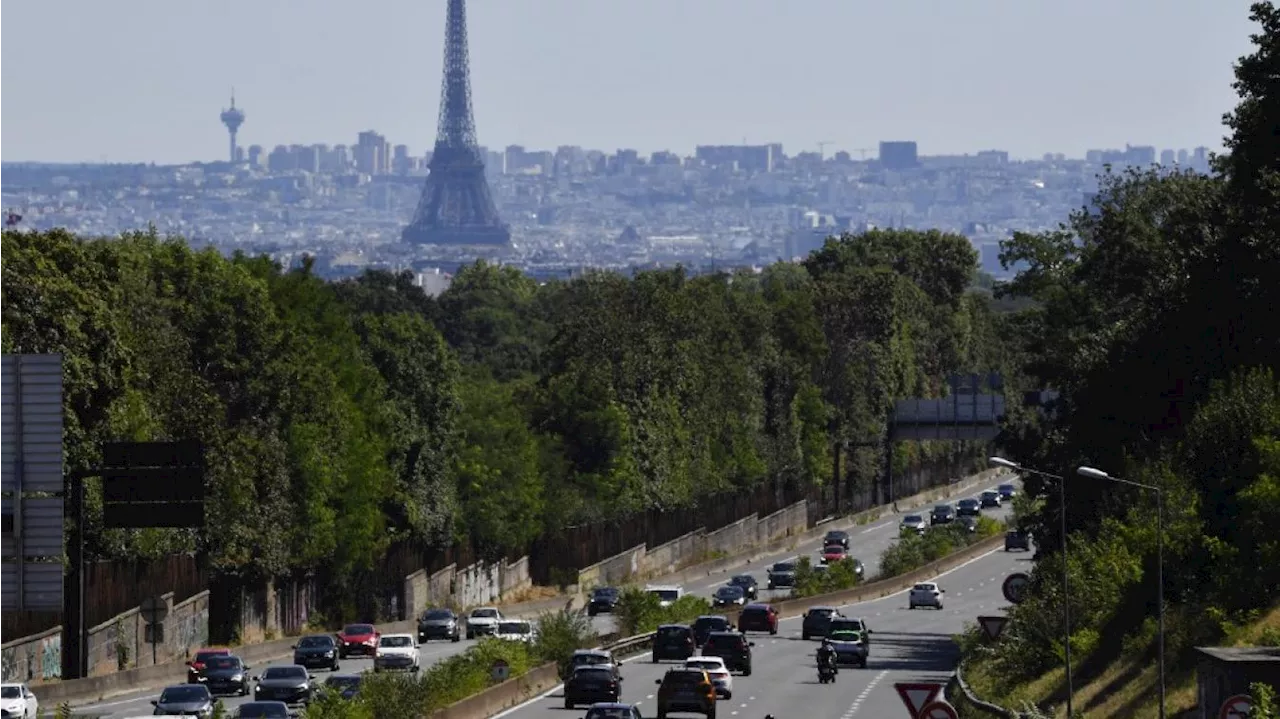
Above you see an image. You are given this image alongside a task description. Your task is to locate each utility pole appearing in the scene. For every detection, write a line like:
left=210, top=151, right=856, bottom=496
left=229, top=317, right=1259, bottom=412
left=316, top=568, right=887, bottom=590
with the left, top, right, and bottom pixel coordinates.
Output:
left=816, top=141, right=832, bottom=159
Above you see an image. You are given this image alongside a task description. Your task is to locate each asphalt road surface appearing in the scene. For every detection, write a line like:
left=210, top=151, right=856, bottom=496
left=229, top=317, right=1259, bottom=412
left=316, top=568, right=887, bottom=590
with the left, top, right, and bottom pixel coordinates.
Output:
left=70, top=475, right=1015, bottom=717
left=494, top=545, right=1032, bottom=719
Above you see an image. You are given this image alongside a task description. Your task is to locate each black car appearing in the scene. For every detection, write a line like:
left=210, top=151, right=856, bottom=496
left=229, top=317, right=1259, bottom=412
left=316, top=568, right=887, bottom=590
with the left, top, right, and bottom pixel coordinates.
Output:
left=588, top=586, right=621, bottom=616
left=700, top=631, right=753, bottom=675
left=801, top=606, right=842, bottom=640
left=930, top=504, right=956, bottom=525
left=958, top=516, right=979, bottom=534
left=998, top=483, right=1017, bottom=500
left=151, top=684, right=214, bottom=717
left=292, top=635, right=340, bottom=671
left=417, top=608, right=462, bottom=642
left=823, top=529, right=850, bottom=549
left=1005, top=530, right=1031, bottom=551
left=980, top=490, right=1002, bottom=508
left=196, top=654, right=251, bottom=696
left=728, top=574, right=758, bottom=600
left=766, top=561, right=796, bottom=589
left=563, top=665, right=621, bottom=709
left=321, top=673, right=362, bottom=700
left=235, top=702, right=290, bottom=718
left=692, top=615, right=734, bottom=646
left=252, top=665, right=314, bottom=706
left=712, top=585, right=747, bottom=609
left=651, top=624, right=696, bottom=662
left=956, top=498, right=982, bottom=517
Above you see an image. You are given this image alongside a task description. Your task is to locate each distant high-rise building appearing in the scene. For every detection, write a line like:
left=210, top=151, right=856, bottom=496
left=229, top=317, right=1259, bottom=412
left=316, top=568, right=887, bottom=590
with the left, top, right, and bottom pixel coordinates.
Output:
left=878, top=141, right=918, bottom=170
left=1177, top=149, right=1190, bottom=165
left=694, top=145, right=773, bottom=172
left=247, top=144, right=264, bottom=169
left=1160, top=149, right=1176, bottom=166
left=355, top=131, right=388, bottom=174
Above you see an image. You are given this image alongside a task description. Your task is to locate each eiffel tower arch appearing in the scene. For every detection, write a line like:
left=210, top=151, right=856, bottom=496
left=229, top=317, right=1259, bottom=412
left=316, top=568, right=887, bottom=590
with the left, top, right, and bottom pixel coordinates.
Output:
left=402, top=0, right=510, bottom=247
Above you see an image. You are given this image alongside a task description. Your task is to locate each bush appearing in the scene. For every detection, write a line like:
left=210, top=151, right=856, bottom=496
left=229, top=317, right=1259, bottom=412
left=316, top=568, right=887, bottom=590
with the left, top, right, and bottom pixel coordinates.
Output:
left=792, top=556, right=864, bottom=598
left=877, top=516, right=1004, bottom=580
left=531, top=603, right=599, bottom=678
left=612, top=587, right=713, bottom=636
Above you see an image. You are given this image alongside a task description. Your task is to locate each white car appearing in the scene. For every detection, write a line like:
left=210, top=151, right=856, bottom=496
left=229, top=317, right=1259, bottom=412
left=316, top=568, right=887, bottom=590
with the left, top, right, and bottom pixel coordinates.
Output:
left=908, top=582, right=945, bottom=609
left=466, top=607, right=503, bottom=638
left=0, top=683, right=38, bottom=718
left=899, top=515, right=927, bottom=535
left=684, top=656, right=733, bottom=698
left=645, top=585, right=683, bottom=608
left=373, top=633, right=420, bottom=672
left=496, top=620, right=536, bottom=643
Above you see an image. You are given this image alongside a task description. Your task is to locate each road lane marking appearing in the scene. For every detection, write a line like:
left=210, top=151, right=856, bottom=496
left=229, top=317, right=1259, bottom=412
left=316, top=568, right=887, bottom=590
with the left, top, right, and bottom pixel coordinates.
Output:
left=841, top=669, right=889, bottom=717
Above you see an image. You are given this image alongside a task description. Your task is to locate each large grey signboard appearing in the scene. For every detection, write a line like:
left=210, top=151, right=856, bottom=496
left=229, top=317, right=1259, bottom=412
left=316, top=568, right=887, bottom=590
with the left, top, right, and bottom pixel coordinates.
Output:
left=1, top=354, right=66, bottom=611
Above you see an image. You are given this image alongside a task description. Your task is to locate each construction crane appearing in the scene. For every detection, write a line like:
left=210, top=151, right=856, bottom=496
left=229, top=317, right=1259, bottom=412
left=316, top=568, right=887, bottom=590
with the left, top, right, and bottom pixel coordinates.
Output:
left=816, top=140, right=833, bottom=159
left=851, top=148, right=874, bottom=161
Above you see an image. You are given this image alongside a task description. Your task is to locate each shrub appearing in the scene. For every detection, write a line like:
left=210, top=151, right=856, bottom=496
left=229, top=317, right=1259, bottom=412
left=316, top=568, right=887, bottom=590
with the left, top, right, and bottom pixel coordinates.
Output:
left=792, top=556, right=864, bottom=598
left=612, top=586, right=713, bottom=636
left=531, top=602, right=598, bottom=678
left=877, top=517, right=1005, bottom=580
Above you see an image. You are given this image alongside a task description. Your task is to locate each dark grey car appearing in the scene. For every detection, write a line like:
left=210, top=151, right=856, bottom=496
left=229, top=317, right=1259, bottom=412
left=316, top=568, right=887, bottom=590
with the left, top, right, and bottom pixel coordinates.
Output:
left=252, top=665, right=314, bottom=706
left=417, top=608, right=462, bottom=642
left=236, top=701, right=290, bottom=718
left=151, top=684, right=213, bottom=717
left=766, top=561, right=796, bottom=589
left=197, top=654, right=251, bottom=696
left=292, top=634, right=340, bottom=671
left=801, top=606, right=842, bottom=640
left=321, top=673, right=362, bottom=700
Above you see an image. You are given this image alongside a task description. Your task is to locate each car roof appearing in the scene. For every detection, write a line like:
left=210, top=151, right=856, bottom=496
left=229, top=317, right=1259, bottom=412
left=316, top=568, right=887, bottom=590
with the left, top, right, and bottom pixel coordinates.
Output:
left=573, top=648, right=611, bottom=656
left=685, top=656, right=726, bottom=665
left=471, top=606, right=499, bottom=611
left=825, top=529, right=848, bottom=535
left=705, top=630, right=742, bottom=638
left=645, top=585, right=680, bottom=591
left=341, top=624, right=375, bottom=631
left=742, top=602, right=772, bottom=609
left=695, top=614, right=730, bottom=620
left=657, top=623, right=691, bottom=629
left=195, top=647, right=231, bottom=653
left=327, top=673, right=362, bottom=680
left=809, top=605, right=836, bottom=611
left=380, top=632, right=414, bottom=639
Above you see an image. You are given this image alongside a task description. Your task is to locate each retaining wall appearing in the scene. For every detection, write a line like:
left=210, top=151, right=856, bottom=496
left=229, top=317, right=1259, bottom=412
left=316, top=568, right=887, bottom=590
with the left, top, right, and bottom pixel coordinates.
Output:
left=403, top=555, right=532, bottom=619
left=644, top=530, right=706, bottom=577
left=576, top=544, right=647, bottom=590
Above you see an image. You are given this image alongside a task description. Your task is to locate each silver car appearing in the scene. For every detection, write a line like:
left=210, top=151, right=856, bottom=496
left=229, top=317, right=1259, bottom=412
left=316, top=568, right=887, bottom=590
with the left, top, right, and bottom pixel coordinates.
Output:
left=151, top=684, right=213, bottom=717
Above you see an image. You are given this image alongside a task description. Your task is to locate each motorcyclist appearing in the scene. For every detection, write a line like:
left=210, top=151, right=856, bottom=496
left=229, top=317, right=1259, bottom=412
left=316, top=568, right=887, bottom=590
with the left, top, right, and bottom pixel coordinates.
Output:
left=817, top=638, right=837, bottom=672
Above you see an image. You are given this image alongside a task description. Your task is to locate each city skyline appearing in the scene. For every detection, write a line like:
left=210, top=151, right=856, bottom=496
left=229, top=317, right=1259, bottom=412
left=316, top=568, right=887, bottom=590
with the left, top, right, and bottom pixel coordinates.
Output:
left=1, top=0, right=1254, bottom=165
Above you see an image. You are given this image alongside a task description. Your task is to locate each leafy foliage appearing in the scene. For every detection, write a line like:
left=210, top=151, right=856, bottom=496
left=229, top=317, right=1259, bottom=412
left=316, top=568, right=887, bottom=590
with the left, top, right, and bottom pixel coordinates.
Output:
left=791, top=555, right=865, bottom=598
left=877, top=517, right=1003, bottom=580
left=612, top=587, right=714, bottom=637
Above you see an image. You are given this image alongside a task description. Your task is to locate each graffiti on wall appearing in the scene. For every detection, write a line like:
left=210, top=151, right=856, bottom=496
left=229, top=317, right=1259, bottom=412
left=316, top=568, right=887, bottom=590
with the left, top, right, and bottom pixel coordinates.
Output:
left=2, top=633, right=62, bottom=682
left=40, top=634, right=61, bottom=680
left=173, top=609, right=207, bottom=656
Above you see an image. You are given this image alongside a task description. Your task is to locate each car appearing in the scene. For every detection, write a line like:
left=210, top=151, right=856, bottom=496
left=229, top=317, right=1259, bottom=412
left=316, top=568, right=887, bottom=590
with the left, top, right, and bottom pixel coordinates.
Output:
left=700, top=631, right=753, bottom=676
left=0, top=683, right=38, bottom=718
left=496, top=620, right=536, bottom=643
left=820, top=543, right=848, bottom=564
left=692, top=615, right=735, bottom=646
left=569, top=649, right=621, bottom=680
left=1005, top=529, right=1031, bottom=551
left=998, top=483, right=1017, bottom=500
left=766, top=561, right=796, bottom=589
left=828, top=617, right=872, bottom=653
left=846, top=557, right=866, bottom=579
left=980, top=490, right=1002, bottom=508
left=466, top=607, right=503, bottom=638
left=823, top=529, right=851, bottom=549
left=580, top=702, right=644, bottom=719
left=899, top=514, right=927, bottom=535
left=186, top=648, right=231, bottom=684
left=320, top=673, right=362, bottom=700
left=956, top=498, right=982, bottom=517
left=727, top=574, right=759, bottom=600
left=801, top=606, right=842, bottom=640
left=684, top=656, right=734, bottom=698
left=563, top=665, right=621, bottom=709
left=335, top=623, right=379, bottom=658
left=150, top=684, right=214, bottom=717
left=712, top=585, right=747, bottom=608
left=292, top=634, right=340, bottom=671
left=588, top=587, right=621, bottom=616
left=930, top=504, right=956, bottom=525
left=652, top=624, right=697, bottom=662
left=234, top=701, right=289, bottom=718
left=252, top=664, right=315, bottom=706
left=373, top=633, right=420, bottom=672
left=957, top=515, right=979, bottom=534
left=826, top=628, right=868, bottom=668
left=418, top=608, right=462, bottom=642
left=908, top=582, right=945, bottom=610
left=195, top=654, right=251, bottom=696
left=645, top=585, right=683, bottom=607
left=654, top=668, right=717, bottom=719
left=736, top=603, right=779, bottom=635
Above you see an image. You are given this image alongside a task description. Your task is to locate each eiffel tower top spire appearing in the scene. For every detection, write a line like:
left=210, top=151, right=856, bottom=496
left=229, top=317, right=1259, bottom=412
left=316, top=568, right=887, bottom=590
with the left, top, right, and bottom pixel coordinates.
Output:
left=436, top=0, right=479, bottom=153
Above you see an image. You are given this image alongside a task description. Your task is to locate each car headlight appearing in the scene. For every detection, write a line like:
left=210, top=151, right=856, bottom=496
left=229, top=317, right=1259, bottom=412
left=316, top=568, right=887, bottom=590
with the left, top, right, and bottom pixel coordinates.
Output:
left=231, top=673, right=243, bottom=681
left=324, top=650, right=334, bottom=657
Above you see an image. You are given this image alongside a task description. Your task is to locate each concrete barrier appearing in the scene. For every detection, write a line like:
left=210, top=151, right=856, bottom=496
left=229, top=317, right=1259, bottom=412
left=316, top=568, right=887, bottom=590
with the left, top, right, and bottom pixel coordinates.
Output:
left=429, top=662, right=561, bottom=719
left=577, top=544, right=646, bottom=590
left=404, top=556, right=532, bottom=621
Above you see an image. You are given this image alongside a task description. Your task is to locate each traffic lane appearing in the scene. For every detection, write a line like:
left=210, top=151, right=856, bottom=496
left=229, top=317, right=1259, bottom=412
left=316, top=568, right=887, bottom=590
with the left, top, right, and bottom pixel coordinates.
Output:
left=502, top=546, right=1029, bottom=719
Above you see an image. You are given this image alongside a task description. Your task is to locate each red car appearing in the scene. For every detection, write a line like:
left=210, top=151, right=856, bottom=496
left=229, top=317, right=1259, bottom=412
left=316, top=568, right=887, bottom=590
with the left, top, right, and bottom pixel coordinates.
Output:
left=186, top=647, right=232, bottom=683
left=336, top=623, right=380, bottom=658
left=736, top=603, right=779, bottom=635
left=821, top=544, right=848, bottom=564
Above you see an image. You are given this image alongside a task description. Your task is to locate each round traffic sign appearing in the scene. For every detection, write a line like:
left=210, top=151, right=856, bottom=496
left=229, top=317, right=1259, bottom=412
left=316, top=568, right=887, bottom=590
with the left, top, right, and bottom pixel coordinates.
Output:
left=1219, top=694, right=1253, bottom=719
left=1002, top=572, right=1030, bottom=604
left=490, top=658, right=510, bottom=682
left=919, top=699, right=959, bottom=719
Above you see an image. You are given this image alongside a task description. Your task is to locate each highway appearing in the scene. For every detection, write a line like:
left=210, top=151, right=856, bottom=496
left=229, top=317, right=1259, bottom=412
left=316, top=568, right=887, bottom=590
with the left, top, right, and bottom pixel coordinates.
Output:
left=69, top=474, right=1014, bottom=717
left=495, top=546, right=1031, bottom=719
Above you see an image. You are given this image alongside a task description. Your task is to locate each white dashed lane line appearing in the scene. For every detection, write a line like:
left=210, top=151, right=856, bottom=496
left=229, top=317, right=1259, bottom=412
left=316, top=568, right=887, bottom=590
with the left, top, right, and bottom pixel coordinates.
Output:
left=842, top=669, right=889, bottom=717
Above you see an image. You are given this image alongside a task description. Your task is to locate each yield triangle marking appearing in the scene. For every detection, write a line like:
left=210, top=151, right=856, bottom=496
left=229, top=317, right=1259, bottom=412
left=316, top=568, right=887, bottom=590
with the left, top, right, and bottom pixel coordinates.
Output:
left=920, top=700, right=960, bottom=719
left=895, top=682, right=943, bottom=717
left=977, top=615, right=1008, bottom=641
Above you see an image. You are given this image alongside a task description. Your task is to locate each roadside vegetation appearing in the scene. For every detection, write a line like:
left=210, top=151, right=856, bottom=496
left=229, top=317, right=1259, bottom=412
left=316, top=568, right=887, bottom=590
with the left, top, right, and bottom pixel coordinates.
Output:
left=612, top=587, right=714, bottom=636
left=951, top=4, right=1280, bottom=716
left=790, top=555, right=865, bottom=598
left=878, top=517, right=1003, bottom=580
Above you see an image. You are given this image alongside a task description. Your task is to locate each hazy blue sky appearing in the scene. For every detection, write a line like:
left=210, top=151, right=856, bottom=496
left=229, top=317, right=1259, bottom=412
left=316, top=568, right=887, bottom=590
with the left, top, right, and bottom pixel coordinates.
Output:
left=1, top=0, right=1258, bottom=164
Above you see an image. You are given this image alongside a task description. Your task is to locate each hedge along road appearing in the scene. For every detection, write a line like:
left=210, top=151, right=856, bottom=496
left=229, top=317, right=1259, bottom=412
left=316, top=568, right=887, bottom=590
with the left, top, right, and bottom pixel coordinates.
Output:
left=68, top=471, right=1015, bottom=717
left=497, top=545, right=1030, bottom=719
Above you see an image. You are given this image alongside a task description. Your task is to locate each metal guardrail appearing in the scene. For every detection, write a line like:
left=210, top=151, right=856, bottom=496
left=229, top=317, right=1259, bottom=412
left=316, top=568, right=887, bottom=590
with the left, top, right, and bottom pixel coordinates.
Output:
left=950, top=660, right=1017, bottom=718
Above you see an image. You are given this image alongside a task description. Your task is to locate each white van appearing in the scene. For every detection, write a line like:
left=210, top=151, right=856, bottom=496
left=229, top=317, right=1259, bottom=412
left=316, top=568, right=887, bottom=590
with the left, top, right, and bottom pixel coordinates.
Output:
left=645, top=585, right=684, bottom=607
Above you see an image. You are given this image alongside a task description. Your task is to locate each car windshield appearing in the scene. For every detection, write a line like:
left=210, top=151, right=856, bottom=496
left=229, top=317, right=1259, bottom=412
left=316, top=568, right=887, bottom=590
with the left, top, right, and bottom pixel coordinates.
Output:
left=498, top=622, right=530, bottom=634
left=325, top=676, right=361, bottom=687
left=649, top=589, right=679, bottom=601
left=1, top=687, right=20, bottom=699
left=471, top=608, right=499, bottom=618
left=715, top=586, right=743, bottom=597
left=983, top=491, right=997, bottom=497
left=593, top=588, right=618, bottom=598
left=160, top=686, right=210, bottom=702
left=960, top=499, right=977, bottom=505
left=299, top=636, right=332, bottom=648
left=238, top=705, right=288, bottom=718
left=904, top=515, right=922, bottom=523
left=195, top=651, right=226, bottom=663
left=573, top=667, right=613, bottom=680
left=823, top=544, right=844, bottom=552
left=424, top=609, right=453, bottom=620
left=934, top=505, right=951, bottom=512
left=730, top=575, right=753, bottom=586
left=205, top=656, right=240, bottom=670
left=999, top=484, right=1014, bottom=491
left=262, top=667, right=306, bottom=680
left=829, top=630, right=861, bottom=642
left=342, top=624, right=374, bottom=635
left=825, top=531, right=846, bottom=539
left=380, top=636, right=413, bottom=647
left=772, top=562, right=794, bottom=572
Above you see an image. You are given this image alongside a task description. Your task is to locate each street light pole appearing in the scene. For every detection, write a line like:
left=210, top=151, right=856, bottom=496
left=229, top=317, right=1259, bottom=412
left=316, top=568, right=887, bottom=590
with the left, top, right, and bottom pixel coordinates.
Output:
left=988, top=456, right=1072, bottom=718
left=1077, top=466, right=1165, bottom=719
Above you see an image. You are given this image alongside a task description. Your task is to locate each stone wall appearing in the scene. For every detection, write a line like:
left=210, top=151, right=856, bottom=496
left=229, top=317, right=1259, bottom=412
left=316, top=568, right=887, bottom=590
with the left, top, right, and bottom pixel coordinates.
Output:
left=644, top=530, right=706, bottom=578
left=575, top=544, right=647, bottom=590
left=402, top=556, right=532, bottom=620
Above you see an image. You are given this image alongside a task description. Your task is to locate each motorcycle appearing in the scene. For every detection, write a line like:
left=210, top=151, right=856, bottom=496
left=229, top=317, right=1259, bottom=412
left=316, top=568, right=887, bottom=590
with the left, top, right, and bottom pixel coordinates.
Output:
left=817, top=660, right=837, bottom=684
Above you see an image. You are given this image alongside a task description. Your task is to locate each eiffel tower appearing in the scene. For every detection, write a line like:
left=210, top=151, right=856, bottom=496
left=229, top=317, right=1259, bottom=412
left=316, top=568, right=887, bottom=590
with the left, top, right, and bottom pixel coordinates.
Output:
left=402, top=0, right=510, bottom=246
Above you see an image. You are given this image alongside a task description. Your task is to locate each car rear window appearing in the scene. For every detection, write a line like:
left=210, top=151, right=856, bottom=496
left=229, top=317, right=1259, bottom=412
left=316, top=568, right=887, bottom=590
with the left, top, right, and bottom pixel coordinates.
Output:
left=572, top=652, right=609, bottom=666
left=740, top=607, right=766, bottom=617
left=658, top=626, right=690, bottom=637
left=914, top=583, right=934, bottom=591
left=664, top=671, right=704, bottom=686
left=704, top=634, right=746, bottom=649
left=573, top=667, right=613, bottom=680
